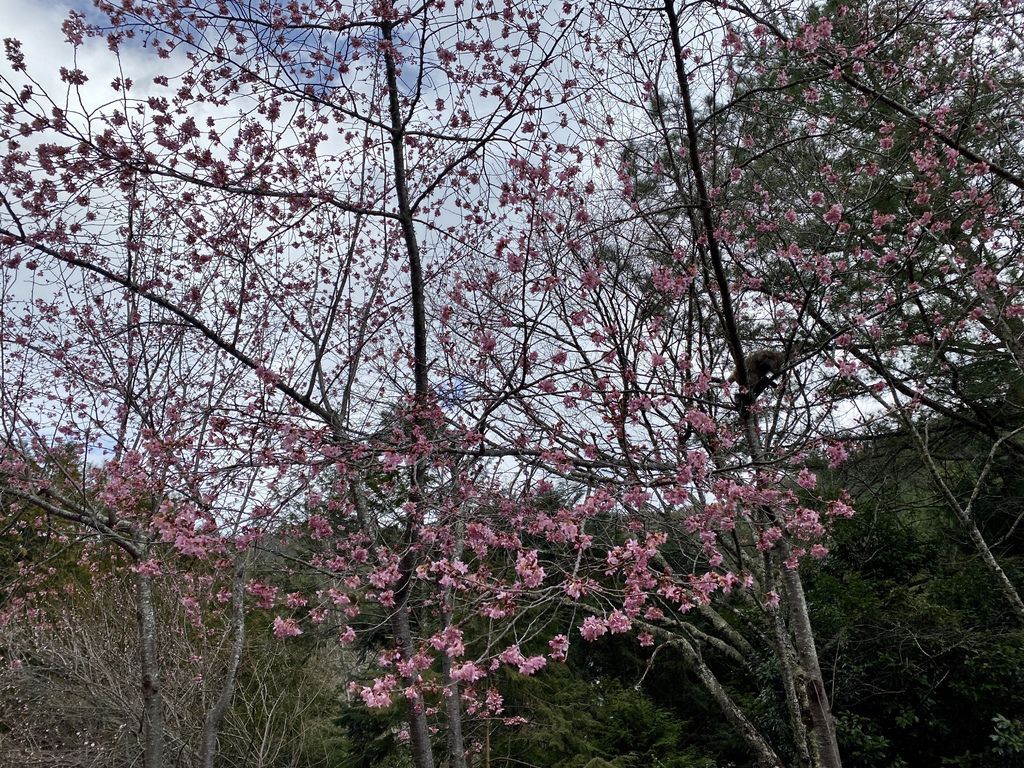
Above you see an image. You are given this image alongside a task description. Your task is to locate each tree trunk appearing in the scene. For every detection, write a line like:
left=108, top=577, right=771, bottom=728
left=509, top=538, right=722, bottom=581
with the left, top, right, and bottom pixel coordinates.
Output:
left=200, top=556, right=247, bottom=768
left=382, top=19, right=438, bottom=768
left=442, top=502, right=468, bottom=768
left=393, top=600, right=436, bottom=768
left=778, top=551, right=842, bottom=768
left=135, top=569, right=164, bottom=768
left=766, top=555, right=812, bottom=767
left=742, top=417, right=842, bottom=768
left=441, top=652, right=468, bottom=768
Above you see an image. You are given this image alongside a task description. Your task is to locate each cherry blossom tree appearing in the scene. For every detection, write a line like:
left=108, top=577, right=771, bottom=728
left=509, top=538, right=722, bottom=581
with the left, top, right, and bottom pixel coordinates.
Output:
left=1, top=1, right=605, bottom=765
left=3, top=1, right=1024, bottom=767
left=707, top=0, right=1024, bottom=626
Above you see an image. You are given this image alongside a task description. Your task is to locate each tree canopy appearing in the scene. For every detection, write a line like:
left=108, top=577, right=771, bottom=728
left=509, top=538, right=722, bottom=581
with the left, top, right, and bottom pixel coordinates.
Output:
left=1, top=0, right=1023, bottom=766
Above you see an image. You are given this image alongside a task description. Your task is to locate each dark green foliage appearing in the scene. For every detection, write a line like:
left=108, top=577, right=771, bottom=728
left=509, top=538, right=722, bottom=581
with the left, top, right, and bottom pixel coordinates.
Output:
left=335, top=703, right=410, bottom=768
left=471, top=662, right=730, bottom=768
left=804, top=438, right=1024, bottom=768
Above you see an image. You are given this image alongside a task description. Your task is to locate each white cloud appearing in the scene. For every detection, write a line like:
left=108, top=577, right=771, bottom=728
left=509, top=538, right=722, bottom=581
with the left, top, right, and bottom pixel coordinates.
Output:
left=2, top=0, right=187, bottom=121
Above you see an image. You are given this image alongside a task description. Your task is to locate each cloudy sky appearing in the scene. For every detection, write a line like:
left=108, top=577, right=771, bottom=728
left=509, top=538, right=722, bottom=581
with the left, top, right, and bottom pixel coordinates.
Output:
left=3, top=0, right=174, bottom=114
left=6, top=0, right=86, bottom=78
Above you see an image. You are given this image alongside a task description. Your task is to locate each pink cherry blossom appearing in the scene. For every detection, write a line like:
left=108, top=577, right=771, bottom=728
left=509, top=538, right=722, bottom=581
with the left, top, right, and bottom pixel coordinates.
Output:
left=272, top=617, right=303, bottom=639
left=579, top=616, right=608, bottom=642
